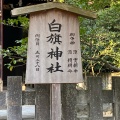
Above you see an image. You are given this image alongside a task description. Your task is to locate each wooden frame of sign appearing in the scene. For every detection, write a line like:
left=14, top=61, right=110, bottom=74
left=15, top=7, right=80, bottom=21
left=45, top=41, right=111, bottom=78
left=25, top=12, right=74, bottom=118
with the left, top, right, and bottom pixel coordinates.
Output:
left=11, top=2, right=96, bottom=120
left=12, top=2, right=96, bottom=84
left=26, top=9, right=83, bottom=84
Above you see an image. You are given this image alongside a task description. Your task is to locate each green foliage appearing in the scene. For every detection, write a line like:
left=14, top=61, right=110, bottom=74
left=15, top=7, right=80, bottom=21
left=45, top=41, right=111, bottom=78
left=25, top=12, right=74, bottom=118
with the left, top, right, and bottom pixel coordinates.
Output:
left=1, top=37, right=28, bottom=71
left=65, top=0, right=120, bottom=12
left=65, top=0, right=115, bottom=10
left=2, top=16, right=29, bottom=29
left=1, top=1, right=120, bottom=74
left=0, top=16, right=29, bottom=71
left=80, top=3, right=120, bottom=74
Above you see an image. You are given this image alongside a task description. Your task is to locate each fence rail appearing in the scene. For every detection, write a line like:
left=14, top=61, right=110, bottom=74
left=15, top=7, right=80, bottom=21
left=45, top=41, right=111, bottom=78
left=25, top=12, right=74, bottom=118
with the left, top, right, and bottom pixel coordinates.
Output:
left=0, top=76, right=120, bottom=120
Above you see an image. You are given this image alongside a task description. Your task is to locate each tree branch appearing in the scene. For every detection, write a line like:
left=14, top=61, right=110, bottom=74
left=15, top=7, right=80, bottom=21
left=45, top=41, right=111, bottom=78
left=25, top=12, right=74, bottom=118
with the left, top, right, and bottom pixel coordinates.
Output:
left=80, top=40, right=91, bottom=46
left=82, top=55, right=120, bottom=72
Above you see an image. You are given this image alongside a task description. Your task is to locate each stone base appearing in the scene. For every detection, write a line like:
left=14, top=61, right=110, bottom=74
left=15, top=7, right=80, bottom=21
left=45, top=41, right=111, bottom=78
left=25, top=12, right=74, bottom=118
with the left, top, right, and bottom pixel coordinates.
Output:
left=0, top=118, right=35, bottom=120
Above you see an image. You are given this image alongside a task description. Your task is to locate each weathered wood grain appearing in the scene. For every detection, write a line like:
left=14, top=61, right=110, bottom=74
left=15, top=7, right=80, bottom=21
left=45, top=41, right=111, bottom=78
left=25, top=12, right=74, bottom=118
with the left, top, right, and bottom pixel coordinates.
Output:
left=26, top=9, right=83, bottom=83
left=11, top=2, right=97, bottom=19
left=0, top=0, right=3, bottom=80
left=51, top=84, right=61, bottom=120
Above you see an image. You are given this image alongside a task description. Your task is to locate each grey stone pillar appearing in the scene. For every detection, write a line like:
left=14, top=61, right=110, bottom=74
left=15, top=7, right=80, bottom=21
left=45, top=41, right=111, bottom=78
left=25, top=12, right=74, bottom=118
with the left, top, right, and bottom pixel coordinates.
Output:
left=113, top=76, right=120, bottom=120
left=88, top=76, right=103, bottom=120
left=7, top=76, right=22, bottom=120
left=35, top=84, right=50, bottom=120
left=62, top=84, right=77, bottom=120
left=0, top=91, right=6, bottom=110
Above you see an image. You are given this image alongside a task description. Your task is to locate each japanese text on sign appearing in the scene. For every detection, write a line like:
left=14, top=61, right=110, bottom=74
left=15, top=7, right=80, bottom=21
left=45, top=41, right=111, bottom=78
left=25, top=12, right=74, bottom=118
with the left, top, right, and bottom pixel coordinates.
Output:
left=67, top=33, right=78, bottom=73
left=35, top=34, right=40, bottom=71
left=46, top=19, right=63, bottom=73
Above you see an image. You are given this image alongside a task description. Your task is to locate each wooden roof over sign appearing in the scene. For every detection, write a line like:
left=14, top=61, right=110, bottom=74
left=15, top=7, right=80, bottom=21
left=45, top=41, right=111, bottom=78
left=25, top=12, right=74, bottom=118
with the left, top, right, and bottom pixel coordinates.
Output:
left=11, top=2, right=97, bottom=19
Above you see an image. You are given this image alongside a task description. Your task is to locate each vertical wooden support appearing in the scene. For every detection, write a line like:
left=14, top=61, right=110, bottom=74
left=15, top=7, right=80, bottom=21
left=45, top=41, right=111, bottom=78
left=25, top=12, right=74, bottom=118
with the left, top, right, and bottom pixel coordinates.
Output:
left=62, top=84, right=77, bottom=120
left=7, top=76, right=22, bottom=120
left=112, top=76, right=120, bottom=120
left=0, top=79, right=3, bottom=91
left=51, top=84, right=61, bottom=120
left=88, top=76, right=103, bottom=120
left=35, top=84, right=50, bottom=120
left=0, top=0, right=3, bottom=81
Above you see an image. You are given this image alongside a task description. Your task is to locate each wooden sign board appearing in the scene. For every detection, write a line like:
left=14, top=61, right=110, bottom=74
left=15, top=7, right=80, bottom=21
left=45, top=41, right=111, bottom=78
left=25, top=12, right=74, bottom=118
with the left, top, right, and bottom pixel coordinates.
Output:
left=25, top=9, right=83, bottom=84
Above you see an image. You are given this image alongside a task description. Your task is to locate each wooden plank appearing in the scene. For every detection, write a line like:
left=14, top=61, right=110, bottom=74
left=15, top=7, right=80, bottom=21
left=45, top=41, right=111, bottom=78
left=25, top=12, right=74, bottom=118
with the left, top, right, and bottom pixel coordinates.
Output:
left=112, top=76, right=120, bottom=120
left=11, top=2, right=97, bottom=19
left=0, top=0, right=3, bottom=10
left=0, top=78, right=3, bottom=91
left=51, top=84, right=61, bottom=120
left=7, top=76, right=22, bottom=120
left=35, top=84, right=50, bottom=120
left=88, top=76, right=103, bottom=120
left=0, top=0, right=3, bottom=81
left=26, top=9, right=83, bottom=84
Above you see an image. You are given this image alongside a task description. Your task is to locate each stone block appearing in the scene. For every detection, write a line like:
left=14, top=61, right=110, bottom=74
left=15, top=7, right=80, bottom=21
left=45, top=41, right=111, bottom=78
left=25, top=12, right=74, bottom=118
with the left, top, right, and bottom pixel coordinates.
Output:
left=22, top=91, right=35, bottom=105
left=0, top=91, right=7, bottom=109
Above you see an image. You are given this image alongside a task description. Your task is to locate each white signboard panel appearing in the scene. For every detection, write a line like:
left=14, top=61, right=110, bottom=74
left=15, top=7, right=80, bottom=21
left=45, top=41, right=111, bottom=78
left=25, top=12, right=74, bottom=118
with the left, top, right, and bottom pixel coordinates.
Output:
left=25, top=9, right=83, bottom=83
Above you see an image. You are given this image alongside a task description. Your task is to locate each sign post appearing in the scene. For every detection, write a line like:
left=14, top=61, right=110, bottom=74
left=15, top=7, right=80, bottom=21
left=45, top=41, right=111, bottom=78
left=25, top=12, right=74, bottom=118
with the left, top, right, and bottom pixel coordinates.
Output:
left=12, top=2, right=96, bottom=120
left=51, top=84, right=61, bottom=120
left=25, top=9, right=84, bottom=84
